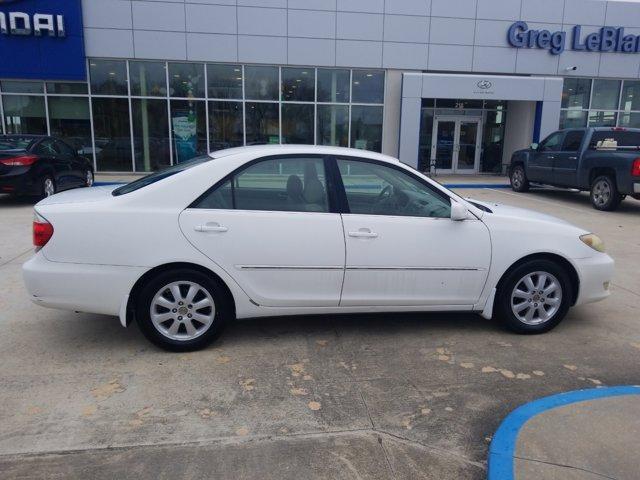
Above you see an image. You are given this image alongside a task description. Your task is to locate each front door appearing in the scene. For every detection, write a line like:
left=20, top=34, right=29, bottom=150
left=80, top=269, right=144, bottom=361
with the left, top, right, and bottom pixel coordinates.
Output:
left=336, top=157, right=491, bottom=307
left=430, top=117, right=482, bottom=174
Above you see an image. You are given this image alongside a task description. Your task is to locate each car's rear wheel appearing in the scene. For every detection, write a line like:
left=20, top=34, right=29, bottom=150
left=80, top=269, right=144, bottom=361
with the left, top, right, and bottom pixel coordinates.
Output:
left=510, top=165, right=529, bottom=192
left=495, top=259, right=571, bottom=334
left=590, top=175, right=622, bottom=211
left=85, top=169, right=94, bottom=187
left=41, top=175, right=56, bottom=198
left=136, top=269, right=230, bottom=351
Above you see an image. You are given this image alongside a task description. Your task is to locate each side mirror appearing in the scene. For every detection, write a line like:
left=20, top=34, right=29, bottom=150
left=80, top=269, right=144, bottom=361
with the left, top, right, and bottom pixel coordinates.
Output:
left=450, top=201, right=469, bottom=221
left=530, top=143, right=539, bottom=151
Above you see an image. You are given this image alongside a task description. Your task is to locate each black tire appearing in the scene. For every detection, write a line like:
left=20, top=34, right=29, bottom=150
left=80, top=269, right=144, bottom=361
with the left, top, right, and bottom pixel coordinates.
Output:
left=590, top=175, right=623, bottom=211
left=510, top=164, right=529, bottom=192
left=40, top=175, right=56, bottom=198
left=136, top=269, right=231, bottom=351
left=495, top=259, right=572, bottom=334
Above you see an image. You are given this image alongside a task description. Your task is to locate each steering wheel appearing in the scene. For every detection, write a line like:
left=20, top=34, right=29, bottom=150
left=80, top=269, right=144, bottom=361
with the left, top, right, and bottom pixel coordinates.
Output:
left=376, top=185, right=393, bottom=202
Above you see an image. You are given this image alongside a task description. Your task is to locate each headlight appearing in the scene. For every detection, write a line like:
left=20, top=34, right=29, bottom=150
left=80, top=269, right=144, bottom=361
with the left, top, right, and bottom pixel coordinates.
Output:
left=580, top=233, right=606, bottom=253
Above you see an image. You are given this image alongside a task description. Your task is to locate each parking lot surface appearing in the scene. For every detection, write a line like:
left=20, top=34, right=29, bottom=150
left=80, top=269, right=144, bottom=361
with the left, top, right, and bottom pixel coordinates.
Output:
left=0, top=188, right=639, bottom=479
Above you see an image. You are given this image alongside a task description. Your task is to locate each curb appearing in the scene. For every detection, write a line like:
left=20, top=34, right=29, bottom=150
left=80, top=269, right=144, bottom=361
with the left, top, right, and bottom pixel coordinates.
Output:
left=488, top=385, right=640, bottom=480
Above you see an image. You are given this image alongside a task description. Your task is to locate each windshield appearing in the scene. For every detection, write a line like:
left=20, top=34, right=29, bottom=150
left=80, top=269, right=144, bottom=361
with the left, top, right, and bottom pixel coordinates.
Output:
left=112, top=155, right=211, bottom=196
left=0, top=136, right=35, bottom=151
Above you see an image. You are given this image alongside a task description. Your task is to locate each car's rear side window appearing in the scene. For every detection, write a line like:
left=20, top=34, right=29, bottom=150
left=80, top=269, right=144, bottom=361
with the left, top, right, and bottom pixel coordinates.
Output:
left=561, top=131, right=584, bottom=152
left=192, top=156, right=329, bottom=213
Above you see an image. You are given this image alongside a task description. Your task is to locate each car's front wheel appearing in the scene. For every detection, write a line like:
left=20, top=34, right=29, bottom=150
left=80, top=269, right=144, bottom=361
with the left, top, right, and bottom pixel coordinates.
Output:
left=510, top=165, right=529, bottom=192
left=495, top=259, right=571, bottom=334
left=136, top=269, right=230, bottom=351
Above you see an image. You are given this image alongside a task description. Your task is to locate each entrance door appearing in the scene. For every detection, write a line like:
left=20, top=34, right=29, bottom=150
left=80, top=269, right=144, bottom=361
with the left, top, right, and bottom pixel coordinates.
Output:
left=430, top=117, right=482, bottom=174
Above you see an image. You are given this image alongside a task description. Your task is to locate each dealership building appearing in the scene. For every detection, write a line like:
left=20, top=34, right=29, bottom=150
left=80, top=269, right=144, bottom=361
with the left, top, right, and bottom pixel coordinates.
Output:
left=1, top=0, right=640, bottom=175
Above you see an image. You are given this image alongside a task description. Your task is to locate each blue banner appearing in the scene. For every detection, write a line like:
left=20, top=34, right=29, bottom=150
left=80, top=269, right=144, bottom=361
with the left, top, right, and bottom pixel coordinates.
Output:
left=0, top=0, right=86, bottom=80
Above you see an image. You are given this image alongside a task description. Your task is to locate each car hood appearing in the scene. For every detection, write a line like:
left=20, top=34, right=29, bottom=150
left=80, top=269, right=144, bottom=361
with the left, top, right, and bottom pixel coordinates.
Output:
left=467, top=198, right=577, bottom=228
left=36, top=185, right=119, bottom=206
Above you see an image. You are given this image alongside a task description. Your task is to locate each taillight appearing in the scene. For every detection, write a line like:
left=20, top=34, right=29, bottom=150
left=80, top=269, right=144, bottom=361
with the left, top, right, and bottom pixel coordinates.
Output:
left=0, top=155, right=38, bottom=166
left=632, top=158, right=640, bottom=177
left=33, top=212, right=53, bottom=249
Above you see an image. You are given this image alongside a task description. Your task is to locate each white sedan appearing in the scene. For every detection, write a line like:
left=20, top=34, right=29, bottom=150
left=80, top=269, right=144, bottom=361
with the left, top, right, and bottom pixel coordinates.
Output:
left=23, top=146, right=614, bottom=351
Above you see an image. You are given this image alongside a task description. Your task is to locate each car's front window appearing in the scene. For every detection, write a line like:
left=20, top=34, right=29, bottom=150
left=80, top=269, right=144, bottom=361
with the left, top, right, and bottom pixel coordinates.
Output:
left=337, top=159, right=451, bottom=218
left=112, top=155, right=210, bottom=196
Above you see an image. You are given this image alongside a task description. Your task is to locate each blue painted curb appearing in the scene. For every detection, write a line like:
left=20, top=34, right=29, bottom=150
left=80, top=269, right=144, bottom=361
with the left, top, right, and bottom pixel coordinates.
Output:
left=488, top=385, right=640, bottom=480
left=93, top=181, right=511, bottom=189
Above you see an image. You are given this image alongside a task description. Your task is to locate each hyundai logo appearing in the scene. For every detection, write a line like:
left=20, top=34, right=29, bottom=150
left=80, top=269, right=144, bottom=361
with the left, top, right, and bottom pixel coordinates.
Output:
left=477, top=80, right=492, bottom=89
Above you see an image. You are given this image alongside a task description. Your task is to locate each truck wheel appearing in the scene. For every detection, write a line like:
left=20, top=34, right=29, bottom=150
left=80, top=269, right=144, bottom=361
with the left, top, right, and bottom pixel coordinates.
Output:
left=590, top=175, right=623, bottom=211
left=510, top=165, right=529, bottom=192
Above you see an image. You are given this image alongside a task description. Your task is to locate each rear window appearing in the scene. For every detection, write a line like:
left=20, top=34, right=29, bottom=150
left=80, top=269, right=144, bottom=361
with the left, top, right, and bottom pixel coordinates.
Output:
left=0, top=137, right=35, bottom=151
left=589, top=130, right=640, bottom=148
left=112, top=155, right=211, bottom=196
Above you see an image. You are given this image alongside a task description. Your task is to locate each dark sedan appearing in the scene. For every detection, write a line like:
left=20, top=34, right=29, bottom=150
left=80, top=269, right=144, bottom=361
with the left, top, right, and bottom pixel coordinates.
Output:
left=0, top=135, right=94, bottom=198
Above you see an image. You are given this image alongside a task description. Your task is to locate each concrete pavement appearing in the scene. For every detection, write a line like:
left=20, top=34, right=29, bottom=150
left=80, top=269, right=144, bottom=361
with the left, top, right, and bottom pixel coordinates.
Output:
left=0, top=185, right=639, bottom=479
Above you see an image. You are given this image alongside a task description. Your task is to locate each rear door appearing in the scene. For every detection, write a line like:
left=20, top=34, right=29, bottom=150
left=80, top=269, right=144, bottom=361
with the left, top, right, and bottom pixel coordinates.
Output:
left=179, top=155, right=346, bottom=307
left=553, top=130, right=585, bottom=186
left=54, top=140, right=84, bottom=187
left=528, top=131, right=564, bottom=183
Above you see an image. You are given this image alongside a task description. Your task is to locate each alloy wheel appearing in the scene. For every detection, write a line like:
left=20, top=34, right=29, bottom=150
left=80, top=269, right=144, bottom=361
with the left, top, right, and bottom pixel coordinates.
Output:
left=511, top=168, right=523, bottom=189
left=43, top=178, right=55, bottom=197
left=150, top=281, right=216, bottom=341
left=86, top=170, right=94, bottom=187
left=592, top=179, right=611, bottom=207
left=510, top=271, right=562, bottom=325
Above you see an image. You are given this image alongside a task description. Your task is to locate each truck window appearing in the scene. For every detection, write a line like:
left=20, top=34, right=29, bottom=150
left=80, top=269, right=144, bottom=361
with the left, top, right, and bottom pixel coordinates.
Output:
left=561, top=131, right=584, bottom=152
left=539, top=132, right=563, bottom=152
left=589, top=131, right=640, bottom=148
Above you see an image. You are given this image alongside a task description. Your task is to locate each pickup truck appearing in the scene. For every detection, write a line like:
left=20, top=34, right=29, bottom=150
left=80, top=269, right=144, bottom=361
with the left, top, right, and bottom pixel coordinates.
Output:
left=509, top=127, right=640, bottom=211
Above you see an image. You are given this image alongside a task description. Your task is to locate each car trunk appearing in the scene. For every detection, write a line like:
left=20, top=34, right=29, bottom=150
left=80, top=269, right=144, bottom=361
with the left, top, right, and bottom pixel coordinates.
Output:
left=36, top=185, right=119, bottom=206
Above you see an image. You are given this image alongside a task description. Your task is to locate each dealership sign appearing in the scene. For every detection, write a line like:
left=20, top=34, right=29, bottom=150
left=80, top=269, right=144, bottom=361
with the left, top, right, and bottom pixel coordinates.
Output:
left=508, top=21, right=640, bottom=55
left=0, top=0, right=85, bottom=80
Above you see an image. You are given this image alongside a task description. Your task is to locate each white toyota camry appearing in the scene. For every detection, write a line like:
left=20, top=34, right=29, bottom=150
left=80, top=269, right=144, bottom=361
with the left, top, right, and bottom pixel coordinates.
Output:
left=23, top=145, right=614, bottom=351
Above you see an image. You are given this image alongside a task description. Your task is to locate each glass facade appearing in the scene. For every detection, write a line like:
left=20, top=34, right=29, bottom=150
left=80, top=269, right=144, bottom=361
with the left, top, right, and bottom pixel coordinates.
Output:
left=560, top=78, right=640, bottom=129
left=0, top=61, right=384, bottom=172
left=417, top=99, right=508, bottom=173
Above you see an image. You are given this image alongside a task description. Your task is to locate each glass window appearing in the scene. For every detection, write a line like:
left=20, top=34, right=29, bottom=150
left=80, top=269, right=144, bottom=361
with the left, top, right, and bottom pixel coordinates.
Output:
left=245, top=66, right=279, bottom=100
left=207, top=64, right=243, bottom=99
left=620, top=81, right=640, bottom=112
left=232, top=157, right=328, bottom=212
left=34, top=139, right=57, bottom=156
left=194, top=179, right=233, bottom=209
left=281, top=67, right=315, bottom=102
left=560, top=110, right=588, bottom=129
left=317, top=105, right=348, bottom=147
left=561, top=131, right=584, bottom=152
left=539, top=132, right=563, bottom=152
left=589, top=130, right=640, bottom=148
left=282, top=104, right=314, bottom=144
left=418, top=108, right=434, bottom=172
left=54, top=139, right=76, bottom=158
left=588, top=111, right=617, bottom=127
left=46, top=82, right=88, bottom=95
left=350, top=105, right=382, bottom=152
left=591, top=80, right=621, bottom=110
left=561, top=78, right=591, bottom=109
left=48, top=96, right=92, bottom=155
left=480, top=110, right=507, bottom=173
left=130, top=61, right=167, bottom=97
left=170, top=100, right=207, bottom=163
left=132, top=99, right=170, bottom=172
left=337, top=159, right=450, bottom=218
left=209, top=101, right=243, bottom=151
left=2, top=95, right=47, bottom=134
left=245, top=102, right=279, bottom=145
left=89, top=60, right=128, bottom=95
left=317, top=69, right=350, bottom=103
left=169, top=63, right=205, bottom=98
left=352, top=70, right=384, bottom=104
left=620, top=112, right=640, bottom=128
left=92, top=97, right=132, bottom=171
left=0, top=81, right=44, bottom=94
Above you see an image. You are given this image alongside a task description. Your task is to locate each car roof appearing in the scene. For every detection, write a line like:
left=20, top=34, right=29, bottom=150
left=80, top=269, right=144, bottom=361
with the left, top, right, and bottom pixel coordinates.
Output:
left=209, top=144, right=400, bottom=164
left=0, top=134, right=47, bottom=139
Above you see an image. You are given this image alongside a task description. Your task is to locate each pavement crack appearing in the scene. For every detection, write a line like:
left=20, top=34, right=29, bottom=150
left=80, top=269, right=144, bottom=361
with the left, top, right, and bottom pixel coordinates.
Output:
left=513, top=455, right=617, bottom=479
left=0, top=248, right=32, bottom=268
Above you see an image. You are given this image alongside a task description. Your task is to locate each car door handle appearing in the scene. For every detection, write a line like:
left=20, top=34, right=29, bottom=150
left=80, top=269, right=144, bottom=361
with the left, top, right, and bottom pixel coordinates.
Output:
left=348, top=229, right=378, bottom=239
left=569, top=156, right=577, bottom=160
left=194, top=223, right=228, bottom=233
left=548, top=155, right=555, bottom=159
